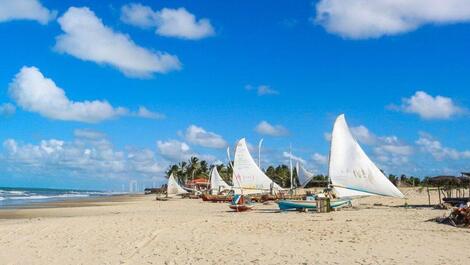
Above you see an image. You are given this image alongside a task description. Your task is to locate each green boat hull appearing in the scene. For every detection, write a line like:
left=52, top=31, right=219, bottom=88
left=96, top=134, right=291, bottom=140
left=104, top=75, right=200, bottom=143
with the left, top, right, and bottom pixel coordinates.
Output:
left=277, top=199, right=351, bottom=211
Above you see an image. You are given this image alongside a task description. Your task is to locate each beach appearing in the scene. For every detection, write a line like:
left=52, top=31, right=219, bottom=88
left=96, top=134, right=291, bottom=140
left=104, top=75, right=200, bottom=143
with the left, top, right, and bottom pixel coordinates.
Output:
left=1, top=189, right=469, bottom=265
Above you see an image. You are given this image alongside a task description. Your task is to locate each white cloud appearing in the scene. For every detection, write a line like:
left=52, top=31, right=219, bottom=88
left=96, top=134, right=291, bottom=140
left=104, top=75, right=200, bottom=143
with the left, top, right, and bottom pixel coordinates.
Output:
left=55, top=7, right=181, bottom=77
left=350, top=125, right=378, bottom=145
left=184, top=125, right=227, bottom=149
left=1, top=135, right=165, bottom=180
left=9, top=66, right=128, bottom=123
left=315, top=0, right=470, bottom=39
left=375, top=137, right=414, bottom=156
left=373, top=136, right=413, bottom=166
left=389, top=91, right=466, bottom=120
left=323, top=132, right=332, bottom=142
left=120, top=3, right=155, bottom=28
left=74, top=129, right=106, bottom=140
left=350, top=125, right=413, bottom=167
left=157, top=139, right=215, bottom=162
left=0, top=103, right=16, bottom=116
left=283, top=152, right=306, bottom=164
left=245, top=84, right=279, bottom=96
left=255, top=121, right=288, bottom=137
left=0, top=0, right=56, bottom=24
left=136, top=106, right=165, bottom=120
left=121, top=4, right=214, bottom=40
left=157, top=140, right=193, bottom=162
left=312, top=153, right=328, bottom=165
left=416, top=133, right=470, bottom=161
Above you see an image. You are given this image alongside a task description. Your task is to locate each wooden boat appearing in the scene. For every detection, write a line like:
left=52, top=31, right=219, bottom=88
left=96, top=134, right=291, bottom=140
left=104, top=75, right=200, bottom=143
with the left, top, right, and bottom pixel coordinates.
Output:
left=277, top=198, right=351, bottom=211
left=229, top=194, right=254, bottom=212
left=277, top=114, right=405, bottom=212
left=229, top=203, right=254, bottom=212
left=201, top=193, right=233, bottom=203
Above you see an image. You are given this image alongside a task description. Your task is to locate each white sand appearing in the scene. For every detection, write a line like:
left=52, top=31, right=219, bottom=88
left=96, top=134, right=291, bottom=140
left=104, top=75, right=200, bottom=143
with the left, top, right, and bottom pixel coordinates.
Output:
left=1, top=189, right=469, bottom=265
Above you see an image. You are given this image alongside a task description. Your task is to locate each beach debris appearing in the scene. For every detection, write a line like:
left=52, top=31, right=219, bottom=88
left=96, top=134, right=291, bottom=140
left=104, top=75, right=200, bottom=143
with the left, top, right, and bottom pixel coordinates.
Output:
left=433, top=203, right=453, bottom=210
left=435, top=206, right=470, bottom=228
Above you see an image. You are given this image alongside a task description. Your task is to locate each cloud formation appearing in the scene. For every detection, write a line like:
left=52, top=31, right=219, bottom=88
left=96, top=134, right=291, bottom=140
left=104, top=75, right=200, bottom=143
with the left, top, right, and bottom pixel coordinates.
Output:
left=0, top=0, right=56, bottom=24
left=389, top=91, right=466, bottom=120
left=121, top=3, right=214, bottom=40
left=184, top=125, right=227, bottom=149
left=315, top=0, right=470, bottom=39
left=312, top=153, right=328, bottom=165
left=255, top=121, right=288, bottom=137
left=1, top=133, right=165, bottom=181
left=136, top=106, right=165, bottom=120
left=157, top=140, right=193, bottom=162
left=0, top=103, right=16, bottom=116
left=55, top=7, right=181, bottom=77
left=9, top=66, right=128, bottom=123
left=416, top=133, right=470, bottom=161
left=157, top=139, right=215, bottom=162
left=283, top=152, right=306, bottom=164
left=350, top=125, right=413, bottom=167
left=245, top=84, right=279, bottom=96
left=74, top=129, right=106, bottom=140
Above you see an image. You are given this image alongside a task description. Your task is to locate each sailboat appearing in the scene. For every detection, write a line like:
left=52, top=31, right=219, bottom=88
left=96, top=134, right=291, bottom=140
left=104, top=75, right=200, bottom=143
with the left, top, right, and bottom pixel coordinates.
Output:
left=166, top=173, right=188, bottom=197
left=278, top=114, right=404, bottom=211
left=209, top=167, right=232, bottom=194
left=229, top=138, right=282, bottom=211
left=201, top=167, right=233, bottom=202
left=232, top=138, right=283, bottom=195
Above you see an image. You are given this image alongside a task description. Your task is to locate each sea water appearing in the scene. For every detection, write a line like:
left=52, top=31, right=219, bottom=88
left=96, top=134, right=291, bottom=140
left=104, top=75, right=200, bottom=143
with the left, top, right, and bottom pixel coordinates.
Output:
left=0, top=187, right=122, bottom=208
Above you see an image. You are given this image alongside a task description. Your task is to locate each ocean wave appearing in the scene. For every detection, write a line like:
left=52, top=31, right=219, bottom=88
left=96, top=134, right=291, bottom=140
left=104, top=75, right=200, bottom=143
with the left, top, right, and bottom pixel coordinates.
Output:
left=5, top=194, right=91, bottom=200
left=0, top=190, right=27, bottom=195
left=8, top=191, right=27, bottom=195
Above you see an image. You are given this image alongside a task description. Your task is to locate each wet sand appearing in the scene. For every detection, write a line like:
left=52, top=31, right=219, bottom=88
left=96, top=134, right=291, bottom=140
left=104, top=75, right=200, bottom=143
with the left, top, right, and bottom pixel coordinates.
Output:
left=1, top=189, right=469, bottom=265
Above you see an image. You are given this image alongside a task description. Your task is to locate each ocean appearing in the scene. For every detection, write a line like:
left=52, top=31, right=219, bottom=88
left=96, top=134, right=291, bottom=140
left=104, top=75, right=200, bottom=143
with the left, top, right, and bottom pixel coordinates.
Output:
left=0, top=187, right=122, bottom=208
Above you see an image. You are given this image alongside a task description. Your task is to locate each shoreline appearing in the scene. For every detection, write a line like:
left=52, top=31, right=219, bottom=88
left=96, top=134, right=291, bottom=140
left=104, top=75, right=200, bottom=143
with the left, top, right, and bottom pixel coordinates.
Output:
left=0, top=194, right=146, bottom=219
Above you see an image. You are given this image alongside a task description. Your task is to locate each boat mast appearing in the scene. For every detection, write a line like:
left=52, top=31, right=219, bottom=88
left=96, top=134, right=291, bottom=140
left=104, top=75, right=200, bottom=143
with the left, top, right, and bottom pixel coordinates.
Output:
left=289, top=144, right=293, bottom=190
left=296, top=161, right=300, bottom=188
left=326, top=121, right=335, bottom=191
left=258, top=138, right=264, bottom=169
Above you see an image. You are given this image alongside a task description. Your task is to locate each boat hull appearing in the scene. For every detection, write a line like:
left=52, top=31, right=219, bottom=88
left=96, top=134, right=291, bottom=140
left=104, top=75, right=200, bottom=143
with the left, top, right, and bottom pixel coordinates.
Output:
left=229, top=204, right=254, bottom=212
left=277, top=199, right=351, bottom=211
left=201, top=194, right=233, bottom=203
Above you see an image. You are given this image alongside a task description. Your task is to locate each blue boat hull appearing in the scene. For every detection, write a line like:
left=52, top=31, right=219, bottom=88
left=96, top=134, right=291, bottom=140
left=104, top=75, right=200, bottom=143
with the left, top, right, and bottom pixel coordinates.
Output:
left=277, top=199, right=351, bottom=211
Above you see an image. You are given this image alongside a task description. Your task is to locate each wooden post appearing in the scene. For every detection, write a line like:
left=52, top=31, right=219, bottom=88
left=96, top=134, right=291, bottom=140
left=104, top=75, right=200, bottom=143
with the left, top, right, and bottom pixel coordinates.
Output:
left=427, top=186, right=431, bottom=206
left=438, top=186, right=441, bottom=204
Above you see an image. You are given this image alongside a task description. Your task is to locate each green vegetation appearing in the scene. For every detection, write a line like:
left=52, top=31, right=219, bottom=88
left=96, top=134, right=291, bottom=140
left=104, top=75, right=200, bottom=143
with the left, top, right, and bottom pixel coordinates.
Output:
left=166, top=156, right=424, bottom=188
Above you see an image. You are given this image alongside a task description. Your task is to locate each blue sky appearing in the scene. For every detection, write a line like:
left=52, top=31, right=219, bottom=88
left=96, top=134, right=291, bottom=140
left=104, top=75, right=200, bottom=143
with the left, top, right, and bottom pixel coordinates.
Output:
left=1, top=0, right=470, bottom=190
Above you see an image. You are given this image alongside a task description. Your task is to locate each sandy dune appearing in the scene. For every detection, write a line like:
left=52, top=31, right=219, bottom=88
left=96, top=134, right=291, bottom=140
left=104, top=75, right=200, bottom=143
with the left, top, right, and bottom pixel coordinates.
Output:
left=0, top=189, right=469, bottom=265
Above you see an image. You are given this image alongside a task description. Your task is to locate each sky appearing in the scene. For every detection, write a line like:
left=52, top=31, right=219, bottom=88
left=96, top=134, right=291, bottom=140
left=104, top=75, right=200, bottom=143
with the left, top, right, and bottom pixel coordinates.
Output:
left=1, top=0, right=470, bottom=191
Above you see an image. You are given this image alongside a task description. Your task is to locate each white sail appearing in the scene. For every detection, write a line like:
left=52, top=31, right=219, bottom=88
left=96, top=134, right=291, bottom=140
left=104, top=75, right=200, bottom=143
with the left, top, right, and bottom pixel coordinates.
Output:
left=232, top=138, right=282, bottom=194
left=297, top=163, right=315, bottom=188
left=210, top=167, right=231, bottom=193
left=329, top=114, right=404, bottom=198
left=167, top=173, right=188, bottom=196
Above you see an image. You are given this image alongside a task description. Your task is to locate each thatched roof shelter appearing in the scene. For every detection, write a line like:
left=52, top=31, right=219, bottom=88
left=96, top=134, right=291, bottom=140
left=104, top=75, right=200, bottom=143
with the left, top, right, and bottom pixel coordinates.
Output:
left=425, top=176, right=461, bottom=187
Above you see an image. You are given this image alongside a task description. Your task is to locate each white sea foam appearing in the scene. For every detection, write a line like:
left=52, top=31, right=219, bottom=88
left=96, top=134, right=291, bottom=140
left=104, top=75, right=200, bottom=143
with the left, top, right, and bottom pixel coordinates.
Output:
left=9, top=194, right=90, bottom=200
left=8, top=191, right=26, bottom=195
